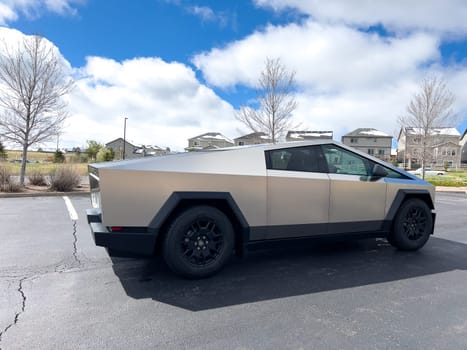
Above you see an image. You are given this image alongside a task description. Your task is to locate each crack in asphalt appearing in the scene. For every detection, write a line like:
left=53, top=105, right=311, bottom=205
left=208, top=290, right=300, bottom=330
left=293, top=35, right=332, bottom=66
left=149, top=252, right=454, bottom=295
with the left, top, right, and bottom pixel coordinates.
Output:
left=0, top=277, right=27, bottom=350
left=72, top=220, right=82, bottom=267
left=0, top=214, right=84, bottom=348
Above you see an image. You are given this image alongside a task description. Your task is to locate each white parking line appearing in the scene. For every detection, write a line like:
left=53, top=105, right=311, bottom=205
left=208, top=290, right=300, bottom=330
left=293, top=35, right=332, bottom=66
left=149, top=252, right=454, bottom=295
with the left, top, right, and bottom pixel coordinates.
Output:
left=63, top=196, right=79, bottom=221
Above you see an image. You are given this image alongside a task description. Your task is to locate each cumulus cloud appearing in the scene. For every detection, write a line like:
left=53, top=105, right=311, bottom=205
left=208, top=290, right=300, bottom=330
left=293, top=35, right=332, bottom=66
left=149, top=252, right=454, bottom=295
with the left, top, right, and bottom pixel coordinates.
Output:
left=0, top=0, right=83, bottom=25
left=67, top=56, right=239, bottom=151
left=254, top=0, right=467, bottom=36
left=0, top=27, right=240, bottom=151
left=193, top=21, right=440, bottom=91
left=193, top=15, right=466, bottom=140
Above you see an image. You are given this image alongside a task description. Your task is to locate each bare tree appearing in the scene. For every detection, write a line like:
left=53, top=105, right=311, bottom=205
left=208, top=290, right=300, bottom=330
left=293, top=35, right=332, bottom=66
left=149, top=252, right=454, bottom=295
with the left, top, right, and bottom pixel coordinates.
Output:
left=0, top=34, right=73, bottom=184
left=236, top=57, right=297, bottom=143
left=399, top=77, right=456, bottom=179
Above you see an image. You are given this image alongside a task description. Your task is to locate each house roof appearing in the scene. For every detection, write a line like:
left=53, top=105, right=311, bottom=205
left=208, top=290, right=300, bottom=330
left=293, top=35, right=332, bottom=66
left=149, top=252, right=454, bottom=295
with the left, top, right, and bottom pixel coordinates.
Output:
left=286, top=130, right=333, bottom=139
left=234, top=132, right=270, bottom=141
left=105, top=137, right=136, bottom=147
left=404, top=127, right=460, bottom=136
left=189, top=132, right=234, bottom=144
left=343, top=128, right=391, bottom=137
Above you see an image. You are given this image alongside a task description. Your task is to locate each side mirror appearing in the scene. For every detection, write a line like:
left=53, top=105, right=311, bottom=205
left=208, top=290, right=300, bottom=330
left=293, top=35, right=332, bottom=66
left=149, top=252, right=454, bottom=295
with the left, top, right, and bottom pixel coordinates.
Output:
left=372, top=164, right=388, bottom=179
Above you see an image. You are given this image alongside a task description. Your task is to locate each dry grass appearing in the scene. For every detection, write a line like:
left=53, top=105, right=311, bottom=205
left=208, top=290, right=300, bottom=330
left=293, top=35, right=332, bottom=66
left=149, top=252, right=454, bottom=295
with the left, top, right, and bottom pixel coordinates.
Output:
left=0, top=161, right=88, bottom=176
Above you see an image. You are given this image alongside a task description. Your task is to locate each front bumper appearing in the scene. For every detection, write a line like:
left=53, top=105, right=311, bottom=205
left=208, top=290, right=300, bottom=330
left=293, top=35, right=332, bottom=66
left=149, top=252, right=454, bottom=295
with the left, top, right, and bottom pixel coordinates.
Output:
left=86, top=209, right=156, bottom=255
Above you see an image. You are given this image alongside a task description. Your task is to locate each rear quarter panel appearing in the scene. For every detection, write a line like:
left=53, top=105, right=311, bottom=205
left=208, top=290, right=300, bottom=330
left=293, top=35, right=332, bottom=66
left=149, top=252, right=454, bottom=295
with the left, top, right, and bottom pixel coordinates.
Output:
left=98, top=169, right=267, bottom=227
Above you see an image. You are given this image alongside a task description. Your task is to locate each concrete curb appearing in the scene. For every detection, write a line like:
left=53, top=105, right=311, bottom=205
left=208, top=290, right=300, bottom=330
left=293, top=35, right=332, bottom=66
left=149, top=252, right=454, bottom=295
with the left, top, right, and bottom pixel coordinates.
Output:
left=0, top=191, right=90, bottom=198
left=435, top=186, right=467, bottom=194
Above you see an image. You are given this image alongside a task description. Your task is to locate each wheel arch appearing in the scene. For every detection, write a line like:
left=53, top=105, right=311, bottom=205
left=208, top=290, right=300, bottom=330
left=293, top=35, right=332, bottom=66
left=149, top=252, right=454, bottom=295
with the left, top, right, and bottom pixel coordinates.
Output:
left=384, top=189, right=435, bottom=234
left=149, top=192, right=250, bottom=256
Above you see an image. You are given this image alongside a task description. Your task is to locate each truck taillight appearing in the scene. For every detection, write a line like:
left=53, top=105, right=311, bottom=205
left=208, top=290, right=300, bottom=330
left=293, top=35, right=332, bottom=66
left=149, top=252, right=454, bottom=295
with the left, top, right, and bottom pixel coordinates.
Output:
left=111, top=227, right=123, bottom=232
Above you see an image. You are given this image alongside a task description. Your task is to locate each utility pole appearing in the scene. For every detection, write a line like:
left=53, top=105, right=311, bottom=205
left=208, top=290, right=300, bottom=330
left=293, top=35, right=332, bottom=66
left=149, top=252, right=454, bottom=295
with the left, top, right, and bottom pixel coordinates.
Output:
left=123, top=117, right=128, bottom=160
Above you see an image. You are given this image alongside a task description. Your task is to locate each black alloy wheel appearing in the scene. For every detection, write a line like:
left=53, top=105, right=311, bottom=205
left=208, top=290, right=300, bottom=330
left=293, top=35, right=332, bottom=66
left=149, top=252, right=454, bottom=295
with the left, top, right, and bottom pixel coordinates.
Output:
left=388, top=198, right=433, bottom=251
left=163, top=206, right=234, bottom=278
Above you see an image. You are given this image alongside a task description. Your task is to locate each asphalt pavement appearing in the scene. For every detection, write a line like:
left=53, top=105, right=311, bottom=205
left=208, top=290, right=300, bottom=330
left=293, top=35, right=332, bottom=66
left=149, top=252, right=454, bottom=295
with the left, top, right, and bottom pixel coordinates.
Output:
left=0, top=193, right=467, bottom=349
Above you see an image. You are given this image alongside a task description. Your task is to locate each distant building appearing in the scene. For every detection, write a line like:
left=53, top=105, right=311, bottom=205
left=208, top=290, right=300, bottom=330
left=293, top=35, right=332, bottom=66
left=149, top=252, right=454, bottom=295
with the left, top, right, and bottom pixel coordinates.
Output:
left=342, top=128, right=392, bottom=161
left=186, top=132, right=234, bottom=151
left=106, top=138, right=137, bottom=160
left=460, top=129, right=467, bottom=165
left=133, top=145, right=169, bottom=157
left=234, top=132, right=271, bottom=146
left=106, top=138, right=168, bottom=159
left=286, top=130, right=333, bottom=141
left=397, top=127, right=461, bottom=169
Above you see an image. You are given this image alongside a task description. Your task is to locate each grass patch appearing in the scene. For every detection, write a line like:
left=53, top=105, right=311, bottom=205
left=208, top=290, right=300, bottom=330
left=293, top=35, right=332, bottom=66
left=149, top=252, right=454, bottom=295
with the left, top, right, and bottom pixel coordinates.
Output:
left=0, top=162, right=88, bottom=176
left=425, top=172, right=467, bottom=187
left=6, top=150, right=87, bottom=163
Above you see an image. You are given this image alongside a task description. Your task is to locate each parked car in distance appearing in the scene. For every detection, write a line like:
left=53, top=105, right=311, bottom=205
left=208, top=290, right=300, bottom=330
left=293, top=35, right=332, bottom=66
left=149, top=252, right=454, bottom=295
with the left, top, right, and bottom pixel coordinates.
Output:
left=87, top=140, right=436, bottom=279
left=408, top=168, right=445, bottom=176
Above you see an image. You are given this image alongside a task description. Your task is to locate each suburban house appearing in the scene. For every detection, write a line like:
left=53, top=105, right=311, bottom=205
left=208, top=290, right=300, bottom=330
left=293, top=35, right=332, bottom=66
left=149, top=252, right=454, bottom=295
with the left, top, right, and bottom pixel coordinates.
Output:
left=460, top=129, right=467, bottom=165
left=185, top=132, right=234, bottom=151
left=342, top=128, right=392, bottom=161
left=133, top=145, right=169, bottom=157
left=286, top=130, right=333, bottom=141
left=106, top=138, right=168, bottom=159
left=396, top=127, right=461, bottom=169
left=234, top=132, right=271, bottom=146
left=106, top=138, right=137, bottom=160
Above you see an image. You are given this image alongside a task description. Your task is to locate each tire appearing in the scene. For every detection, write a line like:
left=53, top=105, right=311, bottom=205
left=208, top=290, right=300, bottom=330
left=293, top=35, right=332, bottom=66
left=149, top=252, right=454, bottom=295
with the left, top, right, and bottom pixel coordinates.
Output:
left=163, top=206, right=234, bottom=279
left=389, top=198, right=433, bottom=251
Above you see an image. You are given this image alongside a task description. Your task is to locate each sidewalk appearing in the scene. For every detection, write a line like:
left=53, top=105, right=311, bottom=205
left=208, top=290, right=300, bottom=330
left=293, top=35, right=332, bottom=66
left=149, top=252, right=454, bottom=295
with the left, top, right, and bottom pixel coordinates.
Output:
left=435, top=186, right=467, bottom=194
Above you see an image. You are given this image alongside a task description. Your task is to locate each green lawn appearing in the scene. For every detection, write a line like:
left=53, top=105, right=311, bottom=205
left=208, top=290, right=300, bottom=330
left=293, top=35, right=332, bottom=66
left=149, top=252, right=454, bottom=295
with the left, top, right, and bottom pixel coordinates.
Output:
left=2, top=150, right=88, bottom=176
left=0, top=162, right=88, bottom=176
left=423, top=171, right=467, bottom=187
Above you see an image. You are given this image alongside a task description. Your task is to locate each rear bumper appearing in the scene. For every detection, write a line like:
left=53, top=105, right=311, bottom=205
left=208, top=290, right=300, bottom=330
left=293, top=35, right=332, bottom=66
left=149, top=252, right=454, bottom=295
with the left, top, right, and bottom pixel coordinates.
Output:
left=86, top=209, right=156, bottom=255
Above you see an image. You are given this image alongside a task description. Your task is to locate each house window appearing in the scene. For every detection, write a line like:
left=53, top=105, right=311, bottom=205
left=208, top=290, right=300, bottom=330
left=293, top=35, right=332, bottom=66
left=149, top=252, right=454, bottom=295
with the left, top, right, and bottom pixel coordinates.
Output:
left=378, top=149, right=385, bottom=155
left=194, top=141, right=199, bottom=146
left=368, top=149, right=374, bottom=155
left=238, top=141, right=244, bottom=146
left=350, top=138, right=358, bottom=143
left=451, top=150, right=456, bottom=156
left=413, top=137, right=421, bottom=143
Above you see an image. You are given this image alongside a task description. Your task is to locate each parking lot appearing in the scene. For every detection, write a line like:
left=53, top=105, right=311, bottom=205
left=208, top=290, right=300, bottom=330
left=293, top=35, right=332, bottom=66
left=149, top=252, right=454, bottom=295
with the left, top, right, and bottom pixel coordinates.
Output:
left=1, top=192, right=467, bottom=349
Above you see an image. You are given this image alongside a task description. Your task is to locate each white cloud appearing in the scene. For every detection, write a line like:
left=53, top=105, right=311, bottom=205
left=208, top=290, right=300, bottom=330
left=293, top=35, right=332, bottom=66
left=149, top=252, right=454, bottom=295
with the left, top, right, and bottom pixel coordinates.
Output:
left=193, top=21, right=440, bottom=91
left=254, top=0, right=467, bottom=35
left=66, top=56, right=239, bottom=151
left=189, top=6, right=216, bottom=22
left=0, top=0, right=82, bottom=25
left=186, top=5, right=228, bottom=27
left=193, top=17, right=466, bottom=140
left=0, top=27, right=241, bottom=151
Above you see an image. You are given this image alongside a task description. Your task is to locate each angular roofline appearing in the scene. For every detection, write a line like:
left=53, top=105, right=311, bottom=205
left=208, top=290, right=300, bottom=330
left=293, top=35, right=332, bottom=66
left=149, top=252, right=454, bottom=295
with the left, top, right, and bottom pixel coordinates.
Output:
left=105, top=137, right=136, bottom=147
left=343, top=128, right=391, bottom=137
left=234, top=131, right=269, bottom=140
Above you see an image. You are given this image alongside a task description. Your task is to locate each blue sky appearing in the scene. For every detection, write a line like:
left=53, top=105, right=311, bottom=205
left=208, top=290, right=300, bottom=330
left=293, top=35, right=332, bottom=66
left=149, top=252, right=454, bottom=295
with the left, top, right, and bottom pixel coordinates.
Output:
left=1, top=0, right=467, bottom=151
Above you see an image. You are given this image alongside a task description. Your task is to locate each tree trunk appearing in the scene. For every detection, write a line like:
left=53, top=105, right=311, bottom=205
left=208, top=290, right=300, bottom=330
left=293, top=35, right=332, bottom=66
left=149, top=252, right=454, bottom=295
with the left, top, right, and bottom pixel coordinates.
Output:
left=20, top=144, right=28, bottom=185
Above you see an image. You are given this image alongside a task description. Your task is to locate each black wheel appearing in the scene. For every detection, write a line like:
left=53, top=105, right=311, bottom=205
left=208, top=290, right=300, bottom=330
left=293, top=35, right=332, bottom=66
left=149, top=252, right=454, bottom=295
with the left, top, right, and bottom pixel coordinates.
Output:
left=389, top=198, right=433, bottom=251
left=163, top=206, right=234, bottom=278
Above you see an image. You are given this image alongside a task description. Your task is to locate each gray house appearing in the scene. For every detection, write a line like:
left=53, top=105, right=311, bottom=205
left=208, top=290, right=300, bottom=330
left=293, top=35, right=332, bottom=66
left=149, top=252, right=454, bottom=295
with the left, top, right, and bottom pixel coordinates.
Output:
left=397, top=127, right=461, bottom=169
left=286, top=130, right=333, bottom=141
left=106, top=138, right=168, bottom=159
left=185, top=132, right=234, bottom=151
left=105, top=138, right=137, bottom=160
left=342, top=128, right=392, bottom=161
left=133, top=145, right=169, bottom=157
left=460, top=129, right=467, bottom=165
left=234, top=132, right=271, bottom=146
